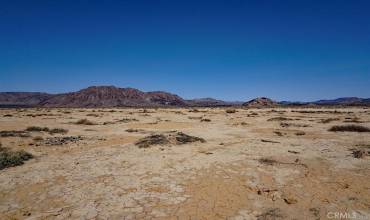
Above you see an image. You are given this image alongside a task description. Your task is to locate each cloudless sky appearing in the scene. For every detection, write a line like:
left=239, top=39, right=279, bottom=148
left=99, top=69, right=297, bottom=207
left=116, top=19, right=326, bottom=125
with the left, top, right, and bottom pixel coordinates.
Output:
left=1, top=0, right=369, bottom=101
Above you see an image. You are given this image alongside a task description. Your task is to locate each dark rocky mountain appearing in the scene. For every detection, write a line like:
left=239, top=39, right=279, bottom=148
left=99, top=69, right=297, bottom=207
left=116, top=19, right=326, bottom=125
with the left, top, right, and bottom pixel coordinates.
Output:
left=243, top=97, right=278, bottom=108
left=313, top=97, right=370, bottom=105
left=39, top=86, right=187, bottom=107
left=0, top=86, right=369, bottom=107
left=186, top=98, right=242, bottom=107
left=0, top=92, right=52, bottom=106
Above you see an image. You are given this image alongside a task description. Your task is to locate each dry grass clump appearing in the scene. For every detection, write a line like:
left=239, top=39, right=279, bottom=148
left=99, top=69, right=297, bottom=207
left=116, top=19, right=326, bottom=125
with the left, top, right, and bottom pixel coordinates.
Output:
left=41, top=136, right=83, bottom=146
left=200, top=118, right=211, bottom=122
left=320, top=118, right=340, bottom=123
left=75, top=119, right=96, bottom=125
left=0, top=145, right=33, bottom=170
left=25, top=126, right=68, bottom=135
left=135, top=132, right=205, bottom=148
left=258, top=158, right=278, bottom=166
left=86, top=113, right=100, bottom=117
left=351, top=149, right=369, bottom=159
left=0, top=130, right=30, bottom=137
left=136, top=134, right=169, bottom=148
left=175, top=132, right=206, bottom=144
left=343, top=117, right=363, bottom=123
left=26, top=126, right=50, bottom=132
left=118, top=118, right=139, bottom=123
left=273, top=131, right=284, bottom=136
left=48, top=128, right=68, bottom=135
left=125, top=128, right=144, bottom=133
left=328, top=125, right=370, bottom=132
left=267, top=117, right=292, bottom=121
left=33, top=136, right=44, bottom=141
left=225, top=109, right=237, bottom=114
left=295, top=131, right=306, bottom=136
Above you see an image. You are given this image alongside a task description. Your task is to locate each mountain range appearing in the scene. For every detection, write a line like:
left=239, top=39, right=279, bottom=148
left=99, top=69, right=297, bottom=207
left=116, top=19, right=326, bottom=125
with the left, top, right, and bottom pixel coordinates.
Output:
left=0, top=86, right=369, bottom=107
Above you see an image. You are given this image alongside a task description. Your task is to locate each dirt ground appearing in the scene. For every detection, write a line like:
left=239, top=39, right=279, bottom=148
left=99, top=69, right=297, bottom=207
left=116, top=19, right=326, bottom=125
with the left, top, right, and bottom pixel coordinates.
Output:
left=0, top=107, right=369, bottom=220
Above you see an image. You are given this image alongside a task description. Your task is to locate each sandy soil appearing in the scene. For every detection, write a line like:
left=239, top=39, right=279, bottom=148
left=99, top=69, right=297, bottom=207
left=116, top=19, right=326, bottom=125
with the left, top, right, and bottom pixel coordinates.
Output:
left=0, top=107, right=369, bottom=220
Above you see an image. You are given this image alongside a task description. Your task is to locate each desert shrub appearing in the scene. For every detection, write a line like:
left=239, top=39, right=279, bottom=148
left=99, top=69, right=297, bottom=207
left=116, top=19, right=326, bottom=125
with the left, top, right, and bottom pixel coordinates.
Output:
left=343, top=118, right=363, bottom=123
left=0, top=147, right=33, bottom=170
left=295, top=131, right=306, bottom=136
left=33, top=136, right=44, bottom=141
left=258, top=158, right=278, bottom=166
left=86, top=113, right=100, bottom=117
left=175, top=132, right=206, bottom=144
left=48, top=128, right=68, bottom=135
left=26, top=126, right=67, bottom=134
left=320, top=118, right=340, bottom=123
left=26, top=126, right=50, bottom=132
left=75, top=119, right=96, bottom=125
left=0, top=130, right=30, bottom=137
left=328, top=125, right=370, bottom=132
left=189, top=109, right=200, bottom=113
left=135, top=132, right=205, bottom=148
left=42, top=136, right=83, bottom=145
left=125, top=129, right=141, bottom=133
left=351, top=149, right=368, bottom=159
left=267, top=117, right=292, bottom=121
left=118, top=118, right=138, bottom=123
left=135, top=134, right=169, bottom=148
left=274, top=131, right=284, bottom=136
left=226, top=109, right=237, bottom=114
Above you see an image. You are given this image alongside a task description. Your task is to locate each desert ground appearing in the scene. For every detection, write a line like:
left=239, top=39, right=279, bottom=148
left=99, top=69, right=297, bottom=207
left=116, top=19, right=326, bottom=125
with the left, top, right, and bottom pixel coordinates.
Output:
left=0, top=107, right=369, bottom=220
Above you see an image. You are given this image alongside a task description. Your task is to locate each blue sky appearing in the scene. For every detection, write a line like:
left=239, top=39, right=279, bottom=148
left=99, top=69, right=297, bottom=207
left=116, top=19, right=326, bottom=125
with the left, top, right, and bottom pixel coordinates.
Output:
left=0, top=0, right=369, bottom=101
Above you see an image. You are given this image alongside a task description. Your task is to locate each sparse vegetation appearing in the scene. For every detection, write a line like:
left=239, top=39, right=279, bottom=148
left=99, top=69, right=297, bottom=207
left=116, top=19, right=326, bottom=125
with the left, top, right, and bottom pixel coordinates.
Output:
left=267, top=117, right=292, bottom=121
left=49, top=128, right=68, bottom=134
left=175, top=132, right=206, bottom=144
left=258, top=158, right=278, bottom=165
left=25, top=126, right=68, bottom=135
left=261, top=139, right=280, bottom=143
left=0, top=130, right=30, bottom=137
left=226, top=109, right=237, bottom=114
left=351, top=149, right=368, bottom=159
left=295, top=131, right=306, bottom=136
left=136, top=134, right=169, bottom=148
left=42, top=136, right=84, bottom=146
left=86, top=113, right=100, bottom=117
left=328, top=125, right=370, bottom=132
left=274, top=131, right=284, bottom=136
left=118, top=118, right=138, bottom=123
left=0, top=146, right=33, bottom=170
left=320, top=118, right=340, bottom=123
left=200, top=118, right=211, bottom=122
left=125, top=128, right=143, bottom=133
left=26, top=126, right=50, bottom=132
left=75, top=119, right=96, bottom=125
left=135, top=132, right=205, bottom=148
left=33, top=136, right=44, bottom=141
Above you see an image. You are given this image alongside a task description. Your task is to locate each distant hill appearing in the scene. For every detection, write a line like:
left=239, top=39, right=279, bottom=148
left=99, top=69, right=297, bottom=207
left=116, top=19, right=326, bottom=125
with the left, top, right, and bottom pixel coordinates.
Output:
left=0, top=86, right=369, bottom=107
left=313, top=97, right=370, bottom=106
left=0, top=92, right=52, bottom=107
left=243, top=97, right=278, bottom=108
left=39, top=86, right=187, bottom=107
left=186, top=98, right=242, bottom=107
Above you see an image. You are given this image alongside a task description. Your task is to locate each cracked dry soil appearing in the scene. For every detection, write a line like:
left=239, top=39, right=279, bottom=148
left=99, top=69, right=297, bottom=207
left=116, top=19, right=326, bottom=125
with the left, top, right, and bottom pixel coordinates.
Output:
left=0, top=107, right=369, bottom=219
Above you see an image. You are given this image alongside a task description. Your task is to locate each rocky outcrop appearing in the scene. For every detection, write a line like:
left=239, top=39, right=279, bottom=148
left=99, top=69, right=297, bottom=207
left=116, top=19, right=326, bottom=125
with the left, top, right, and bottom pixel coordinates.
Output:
left=243, top=97, right=278, bottom=108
